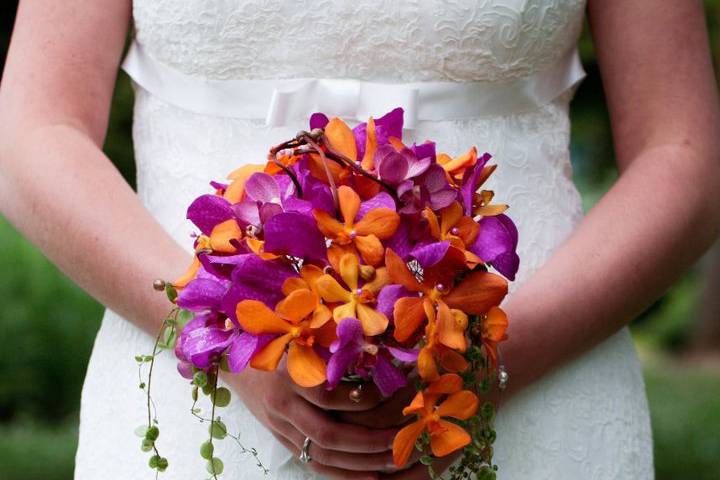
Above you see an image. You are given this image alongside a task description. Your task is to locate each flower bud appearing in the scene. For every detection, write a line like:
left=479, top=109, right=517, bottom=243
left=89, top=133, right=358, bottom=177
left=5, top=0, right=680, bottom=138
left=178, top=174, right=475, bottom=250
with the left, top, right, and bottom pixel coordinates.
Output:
left=359, top=264, right=376, bottom=281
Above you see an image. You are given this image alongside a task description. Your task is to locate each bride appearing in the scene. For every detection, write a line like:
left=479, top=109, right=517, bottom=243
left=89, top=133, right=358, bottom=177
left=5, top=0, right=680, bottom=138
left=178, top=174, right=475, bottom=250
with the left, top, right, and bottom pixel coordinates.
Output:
left=1, top=1, right=719, bottom=479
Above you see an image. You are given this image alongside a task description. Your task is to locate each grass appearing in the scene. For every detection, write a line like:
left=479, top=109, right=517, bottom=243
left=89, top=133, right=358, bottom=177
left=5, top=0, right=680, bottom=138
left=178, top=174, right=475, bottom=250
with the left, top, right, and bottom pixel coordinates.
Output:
left=644, top=357, right=720, bottom=480
left=0, top=419, right=78, bottom=480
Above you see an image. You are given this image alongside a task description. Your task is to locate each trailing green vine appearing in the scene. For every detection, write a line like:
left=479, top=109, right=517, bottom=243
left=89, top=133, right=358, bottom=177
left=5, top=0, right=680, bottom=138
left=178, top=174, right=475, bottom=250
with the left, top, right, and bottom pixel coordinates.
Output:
left=135, top=282, right=269, bottom=478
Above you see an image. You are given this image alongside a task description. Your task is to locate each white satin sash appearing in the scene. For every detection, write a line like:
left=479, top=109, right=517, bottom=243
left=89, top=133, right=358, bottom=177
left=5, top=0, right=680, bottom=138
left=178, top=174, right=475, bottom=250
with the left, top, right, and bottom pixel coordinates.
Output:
left=121, top=40, right=586, bottom=129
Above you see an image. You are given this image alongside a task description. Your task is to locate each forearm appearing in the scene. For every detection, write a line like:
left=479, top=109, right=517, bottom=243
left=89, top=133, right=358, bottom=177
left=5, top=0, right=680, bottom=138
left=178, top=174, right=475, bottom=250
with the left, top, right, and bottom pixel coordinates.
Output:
left=0, top=123, right=191, bottom=335
left=500, top=143, right=720, bottom=395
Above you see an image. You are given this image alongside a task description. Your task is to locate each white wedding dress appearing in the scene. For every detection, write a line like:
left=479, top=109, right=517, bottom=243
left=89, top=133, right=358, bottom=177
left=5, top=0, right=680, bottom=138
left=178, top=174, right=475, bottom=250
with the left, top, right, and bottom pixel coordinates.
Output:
left=74, top=1, right=654, bottom=479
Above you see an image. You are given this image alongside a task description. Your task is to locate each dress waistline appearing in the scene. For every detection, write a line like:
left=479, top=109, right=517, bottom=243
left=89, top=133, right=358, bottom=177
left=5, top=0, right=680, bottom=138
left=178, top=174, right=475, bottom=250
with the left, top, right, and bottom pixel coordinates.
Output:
left=121, top=40, right=586, bottom=130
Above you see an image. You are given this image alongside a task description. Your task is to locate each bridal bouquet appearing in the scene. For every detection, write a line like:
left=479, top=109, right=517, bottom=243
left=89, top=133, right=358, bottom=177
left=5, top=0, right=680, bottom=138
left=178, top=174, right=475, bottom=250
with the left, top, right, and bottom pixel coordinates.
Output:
left=136, top=107, right=519, bottom=479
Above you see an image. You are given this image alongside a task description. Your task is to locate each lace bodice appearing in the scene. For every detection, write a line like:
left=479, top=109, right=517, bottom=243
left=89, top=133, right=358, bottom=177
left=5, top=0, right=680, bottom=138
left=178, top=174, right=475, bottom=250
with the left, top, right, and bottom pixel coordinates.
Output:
left=132, top=0, right=587, bottom=83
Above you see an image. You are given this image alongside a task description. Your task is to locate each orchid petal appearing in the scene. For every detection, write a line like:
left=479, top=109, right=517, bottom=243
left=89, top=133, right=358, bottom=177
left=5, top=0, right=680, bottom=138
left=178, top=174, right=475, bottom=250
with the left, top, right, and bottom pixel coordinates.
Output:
left=392, top=296, right=426, bottom=342
left=177, top=278, right=227, bottom=312
left=287, top=343, right=327, bottom=387
left=392, top=420, right=425, bottom=468
left=316, top=274, right=352, bottom=303
left=235, top=300, right=292, bottom=335
left=354, top=234, right=385, bottom=266
left=325, top=117, right=357, bottom=162
left=309, top=112, right=329, bottom=130
left=275, top=288, right=318, bottom=324
left=410, top=241, right=450, bottom=269
left=354, top=208, right=400, bottom=239
left=227, top=332, right=274, bottom=373
left=356, top=303, right=389, bottom=336
left=187, top=194, right=234, bottom=235
left=250, top=333, right=293, bottom=371
left=371, top=354, right=407, bottom=397
left=339, top=253, right=360, bottom=291
left=436, top=391, right=479, bottom=420
left=429, top=420, right=471, bottom=457
left=245, top=172, right=281, bottom=203
left=443, top=271, right=508, bottom=315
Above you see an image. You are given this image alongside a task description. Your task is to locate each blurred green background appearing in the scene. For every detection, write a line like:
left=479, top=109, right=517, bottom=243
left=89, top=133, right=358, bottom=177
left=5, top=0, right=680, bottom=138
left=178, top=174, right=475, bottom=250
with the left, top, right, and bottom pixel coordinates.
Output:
left=1, top=3, right=720, bottom=479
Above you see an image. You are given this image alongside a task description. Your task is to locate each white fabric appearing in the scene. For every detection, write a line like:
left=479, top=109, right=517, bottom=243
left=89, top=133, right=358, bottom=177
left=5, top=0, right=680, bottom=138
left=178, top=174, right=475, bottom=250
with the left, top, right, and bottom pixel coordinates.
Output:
left=121, top=39, right=587, bottom=128
left=75, top=1, right=654, bottom=479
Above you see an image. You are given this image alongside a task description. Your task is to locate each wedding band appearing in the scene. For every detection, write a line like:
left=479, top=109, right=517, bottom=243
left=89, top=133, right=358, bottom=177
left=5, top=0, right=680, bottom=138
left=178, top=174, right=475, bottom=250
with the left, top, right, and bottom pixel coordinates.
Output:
left=299, top=436, right=312, bottom=464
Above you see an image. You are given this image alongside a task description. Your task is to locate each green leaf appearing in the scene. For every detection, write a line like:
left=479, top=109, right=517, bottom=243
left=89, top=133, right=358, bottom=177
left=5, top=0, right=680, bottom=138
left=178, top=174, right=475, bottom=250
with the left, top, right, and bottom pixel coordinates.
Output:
left=159, top=327, right=177, bottom=349
left=420, top=455, right=434, bottom=465
left=156, top=457, right=169, bottom=472
left=177, top=309, right=193, bottom=328
left=209, top=420, right=228, bottom=440
left=200, top=441, right=214, bottom=460
left=480, top=402, right=495, bottom=422
left=219, top=355, right=230, bottom=372
left=213, top=387, right=231, bottom=408
left=193, top=371, right=208, bottom=388
left=145, top=426, right=160, bottom=441
left=165, top=283, right=178, bottom=302
left=134, top=425, right=149, bottom=437
left=191, top=386, right=199, bottom=402
left=207, top=457, right=224, bottom=475
left=141, top=438, right=154, bottom=452
left=148, top=455, right=160, bottom=469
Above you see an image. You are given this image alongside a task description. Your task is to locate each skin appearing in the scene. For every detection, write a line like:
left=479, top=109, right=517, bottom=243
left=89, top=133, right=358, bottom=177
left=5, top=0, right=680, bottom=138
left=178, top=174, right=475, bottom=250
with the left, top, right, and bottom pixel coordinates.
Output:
left=0, top=0, right=718, bottom=479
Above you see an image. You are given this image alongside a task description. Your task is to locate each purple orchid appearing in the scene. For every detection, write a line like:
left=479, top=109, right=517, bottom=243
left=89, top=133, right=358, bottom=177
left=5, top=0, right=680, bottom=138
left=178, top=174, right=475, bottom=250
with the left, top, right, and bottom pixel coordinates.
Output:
left=327, top=318, right=412, bottom=397
left=177, top=311, right=273, bottom=374
left=470, top=213, right=520, bottom=281
left=218, top=254, right=299, bottom=323
left=176, top=266, right=231, bottom=312
left=397, top=164, right=456, bottom=214
left=353, top=107, right=405, bottom=161
left=374, top=144, right=432, bottom=186
left=262, top=211, right=328, bottom=262
left=186, top=194, right=236, bottom=235
left=460, top=152, right=493, bottom=216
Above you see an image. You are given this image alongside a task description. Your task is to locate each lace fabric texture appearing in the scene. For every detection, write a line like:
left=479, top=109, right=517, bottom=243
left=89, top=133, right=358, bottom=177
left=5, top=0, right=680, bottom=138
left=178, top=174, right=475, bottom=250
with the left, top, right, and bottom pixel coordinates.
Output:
left=74, top=1, right=653, bottom=479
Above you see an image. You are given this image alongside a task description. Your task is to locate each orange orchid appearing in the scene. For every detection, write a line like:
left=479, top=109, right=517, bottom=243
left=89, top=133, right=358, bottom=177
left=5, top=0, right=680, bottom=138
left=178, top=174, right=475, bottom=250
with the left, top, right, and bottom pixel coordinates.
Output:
left=235, top=288, right=335, bottom=387
left=424, top=202, right=482, bottom=267
left=281, top=264, right=330, bottom=321
left=392, top=374, right=479, bottom=468
left=438, top=146, right=478, bottom=180
left=481, top=306, right=509, bottom=368
left=416, top=299, right=470, bottom=381
left=315, top=253, right=390, bottom=336
left=385, top=248, right=507, bottom=345
left=472, top=188, right=509, bottom=217
left=313, top=185, right=400, bottom=266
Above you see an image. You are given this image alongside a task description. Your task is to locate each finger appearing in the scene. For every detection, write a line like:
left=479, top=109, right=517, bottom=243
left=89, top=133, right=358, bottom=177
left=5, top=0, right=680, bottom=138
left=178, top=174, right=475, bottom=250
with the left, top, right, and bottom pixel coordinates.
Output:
left=337, top=384, right=418, bottom=428
left=292, top=381, right=385, bottom=411
left=269, top=430, right=379, bottom=480
left=279, top=396, right=397, bottom=453
left=271, top=417, right=397, bottom=472
left=378, top=453, right=458, bottom=479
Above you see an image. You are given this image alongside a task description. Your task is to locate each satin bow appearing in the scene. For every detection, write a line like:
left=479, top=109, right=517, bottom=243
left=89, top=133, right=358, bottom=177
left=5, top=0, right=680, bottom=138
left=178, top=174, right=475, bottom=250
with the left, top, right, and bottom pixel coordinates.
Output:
left=265, top=78, right=419, bottom=129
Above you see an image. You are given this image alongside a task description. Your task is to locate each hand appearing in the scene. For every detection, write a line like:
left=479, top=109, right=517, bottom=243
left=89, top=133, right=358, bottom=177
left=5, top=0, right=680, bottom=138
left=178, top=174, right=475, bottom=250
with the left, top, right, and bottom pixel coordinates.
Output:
left=335, top=382, right=418, bottom=429
left=224, top=360, right=414, bottom=480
